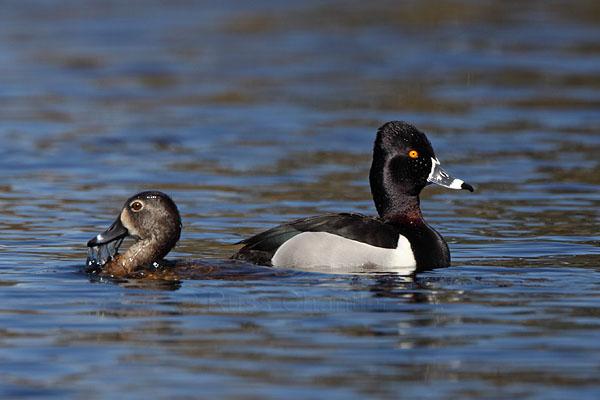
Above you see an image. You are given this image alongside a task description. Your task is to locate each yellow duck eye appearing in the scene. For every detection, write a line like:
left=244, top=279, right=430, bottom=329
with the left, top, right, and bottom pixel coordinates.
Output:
left=409, top=150, right=419, bottom=159
left=130, top=201, right=144, bottom=211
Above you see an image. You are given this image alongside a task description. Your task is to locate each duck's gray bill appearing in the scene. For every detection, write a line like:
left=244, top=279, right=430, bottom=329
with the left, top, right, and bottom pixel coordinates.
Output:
left=87, top=218, right=128, bottom=247
left=428, top=158, right=474, bottom=192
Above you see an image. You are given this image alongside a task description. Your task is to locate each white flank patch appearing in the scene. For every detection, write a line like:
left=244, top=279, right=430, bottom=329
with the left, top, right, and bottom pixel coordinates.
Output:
left=271, top=231, right=416, bottom=273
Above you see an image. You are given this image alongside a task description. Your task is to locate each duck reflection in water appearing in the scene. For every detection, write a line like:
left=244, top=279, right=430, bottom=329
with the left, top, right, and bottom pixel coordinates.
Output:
left=86, top=191, right=278, bottom=280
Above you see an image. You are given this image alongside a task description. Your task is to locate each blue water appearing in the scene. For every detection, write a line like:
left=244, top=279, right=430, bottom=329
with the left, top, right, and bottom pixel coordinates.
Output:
left=1, top=1, right=599, bottom=399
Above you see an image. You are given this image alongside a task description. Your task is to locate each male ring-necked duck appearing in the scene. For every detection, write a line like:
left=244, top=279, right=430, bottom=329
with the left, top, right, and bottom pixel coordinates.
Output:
left=87, top=191, right=182, bottom=277
left=232, top=121, right=474, bottom=273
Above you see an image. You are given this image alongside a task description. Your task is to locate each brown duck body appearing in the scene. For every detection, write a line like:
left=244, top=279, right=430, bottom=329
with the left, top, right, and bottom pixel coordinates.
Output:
left=86, top=191, right=291, bottom=280
left=87, top=191, right=181, bottom=278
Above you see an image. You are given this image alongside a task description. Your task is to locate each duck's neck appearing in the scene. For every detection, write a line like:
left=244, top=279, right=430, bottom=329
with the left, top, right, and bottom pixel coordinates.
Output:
left=373, top=191, right=424, bottom=225
left=102, top=237, right=163, bottom=277
left=124, top=237, right=164, bottom=267
left=377, top=194, right=450, bottom=270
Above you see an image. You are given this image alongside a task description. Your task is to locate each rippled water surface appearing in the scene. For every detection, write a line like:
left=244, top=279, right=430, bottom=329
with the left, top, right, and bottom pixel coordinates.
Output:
left=1, top=1, right=599, bottom=398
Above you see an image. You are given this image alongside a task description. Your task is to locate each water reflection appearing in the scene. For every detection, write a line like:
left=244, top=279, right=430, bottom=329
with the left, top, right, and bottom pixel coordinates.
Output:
left=86, top=259, right=294, bottom=288
left=84, top=259, right=447, bottom=306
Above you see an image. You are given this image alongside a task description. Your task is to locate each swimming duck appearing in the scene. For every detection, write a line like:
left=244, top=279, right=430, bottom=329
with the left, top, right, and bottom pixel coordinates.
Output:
left=86, top=191, right=285, bottom=281
left=232, top=121, right=474, bottom=273
left=87, top=191, right=182, bottom=277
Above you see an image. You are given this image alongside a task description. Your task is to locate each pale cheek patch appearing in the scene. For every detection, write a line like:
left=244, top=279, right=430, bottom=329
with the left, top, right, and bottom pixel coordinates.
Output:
left=120, top=210, right=139, bottom=238
left=272, top=232, right=416, bottom=272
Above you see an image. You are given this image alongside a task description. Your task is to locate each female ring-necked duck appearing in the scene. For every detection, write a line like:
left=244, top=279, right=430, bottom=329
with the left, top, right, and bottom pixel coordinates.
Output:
left=232, top=121, right=474, bottom=273
left=86, top=191, right=282, bottom=280
left=87, top=191, right=182, bottom=277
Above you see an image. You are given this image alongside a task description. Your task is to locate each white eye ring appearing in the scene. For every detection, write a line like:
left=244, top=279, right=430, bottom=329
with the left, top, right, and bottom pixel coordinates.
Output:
left=130, top=201, right=144, bottom=211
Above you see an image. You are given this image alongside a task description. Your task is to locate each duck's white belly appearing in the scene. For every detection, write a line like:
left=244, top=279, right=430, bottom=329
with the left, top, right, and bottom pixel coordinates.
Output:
left=271, top=231, right=416, bottom=273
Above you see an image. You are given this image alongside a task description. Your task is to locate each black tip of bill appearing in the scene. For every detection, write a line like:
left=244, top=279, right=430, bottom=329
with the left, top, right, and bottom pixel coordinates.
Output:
left=461, top=182, right=474, bottom=192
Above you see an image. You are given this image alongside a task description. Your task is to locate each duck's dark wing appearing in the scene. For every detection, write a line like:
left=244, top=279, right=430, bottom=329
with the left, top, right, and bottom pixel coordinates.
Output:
left=232, top=213, right=399, bottom=266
